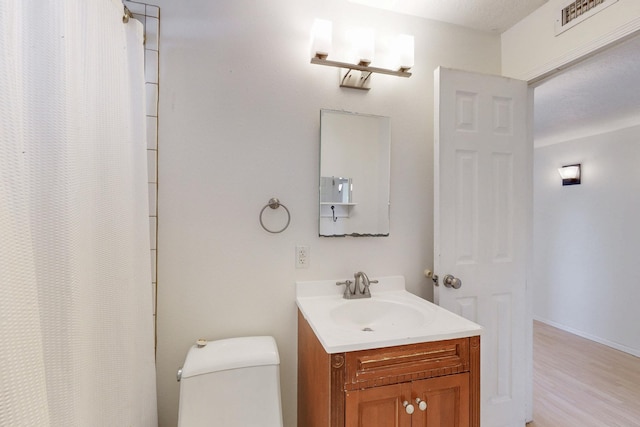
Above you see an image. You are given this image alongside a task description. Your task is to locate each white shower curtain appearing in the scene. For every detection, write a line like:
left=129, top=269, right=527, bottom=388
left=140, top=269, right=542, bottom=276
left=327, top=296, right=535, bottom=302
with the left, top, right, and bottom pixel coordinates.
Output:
left=0, top=1, right=158, bottom=425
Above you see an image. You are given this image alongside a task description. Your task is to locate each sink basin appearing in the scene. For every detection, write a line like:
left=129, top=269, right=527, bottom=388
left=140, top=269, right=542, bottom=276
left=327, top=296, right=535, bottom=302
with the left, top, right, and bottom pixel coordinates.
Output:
left=296, top=275, right=482, bottom=353
left=330, top=299, right=426, bottom=332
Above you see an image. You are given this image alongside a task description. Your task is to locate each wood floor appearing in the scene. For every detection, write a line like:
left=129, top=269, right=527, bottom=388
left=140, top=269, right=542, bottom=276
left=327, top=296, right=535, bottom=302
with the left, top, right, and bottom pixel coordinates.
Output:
left=529, top=321, right=640, bottom=427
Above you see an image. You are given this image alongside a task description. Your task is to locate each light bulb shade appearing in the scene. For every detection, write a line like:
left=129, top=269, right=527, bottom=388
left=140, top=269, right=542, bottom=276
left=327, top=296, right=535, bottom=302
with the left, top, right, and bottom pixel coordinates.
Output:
left=558, top=164, right=581, bottom=185
left=394, top=34, right=414, bottom=70
left=311, top=19, right=332, bottom=59
left=351, top=28, right=375, bottom=64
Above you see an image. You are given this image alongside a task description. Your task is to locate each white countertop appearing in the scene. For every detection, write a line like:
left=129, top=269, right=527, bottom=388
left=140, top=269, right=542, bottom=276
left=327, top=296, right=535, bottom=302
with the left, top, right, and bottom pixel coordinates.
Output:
left=296, top=275, right=482, bottom=353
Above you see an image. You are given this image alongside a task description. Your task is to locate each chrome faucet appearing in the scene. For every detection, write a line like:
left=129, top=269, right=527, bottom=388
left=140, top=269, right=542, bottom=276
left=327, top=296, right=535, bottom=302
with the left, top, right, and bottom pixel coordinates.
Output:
left=336, top=271, right=378, bottom=299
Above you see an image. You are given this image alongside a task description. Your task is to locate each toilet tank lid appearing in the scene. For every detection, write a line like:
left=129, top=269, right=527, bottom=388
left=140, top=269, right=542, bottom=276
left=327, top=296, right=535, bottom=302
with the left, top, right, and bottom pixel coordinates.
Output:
left=181, top=336, right=280, bottom=379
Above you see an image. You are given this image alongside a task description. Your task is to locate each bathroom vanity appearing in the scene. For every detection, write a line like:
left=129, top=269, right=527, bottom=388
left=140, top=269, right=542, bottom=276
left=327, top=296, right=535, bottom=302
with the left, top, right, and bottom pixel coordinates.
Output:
left=296, top=276, right=481, bottom=427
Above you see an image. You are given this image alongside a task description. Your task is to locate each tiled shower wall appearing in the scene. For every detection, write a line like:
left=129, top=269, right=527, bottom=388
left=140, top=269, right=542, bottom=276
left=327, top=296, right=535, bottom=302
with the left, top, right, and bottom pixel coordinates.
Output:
left=125, top=0, right=159, bottom=338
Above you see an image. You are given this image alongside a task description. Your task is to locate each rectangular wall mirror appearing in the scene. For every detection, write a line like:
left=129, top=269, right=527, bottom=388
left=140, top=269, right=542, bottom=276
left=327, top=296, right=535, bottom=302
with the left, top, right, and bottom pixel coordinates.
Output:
left=319, top=109, right=390, bottom=237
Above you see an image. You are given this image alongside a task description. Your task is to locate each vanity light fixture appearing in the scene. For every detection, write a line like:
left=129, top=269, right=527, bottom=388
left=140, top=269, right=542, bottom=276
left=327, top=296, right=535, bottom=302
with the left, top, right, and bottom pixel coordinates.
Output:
left=558, top=164, right=581, bottom=186
left=310, top=19, right=412, bottom=91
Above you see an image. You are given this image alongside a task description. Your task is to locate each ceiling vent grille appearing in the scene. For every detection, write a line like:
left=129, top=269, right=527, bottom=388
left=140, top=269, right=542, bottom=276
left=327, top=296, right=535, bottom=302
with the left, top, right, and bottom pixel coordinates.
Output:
left=555, top=0, right=618, bottom=36
left=562, top=0, right=604, bottom=26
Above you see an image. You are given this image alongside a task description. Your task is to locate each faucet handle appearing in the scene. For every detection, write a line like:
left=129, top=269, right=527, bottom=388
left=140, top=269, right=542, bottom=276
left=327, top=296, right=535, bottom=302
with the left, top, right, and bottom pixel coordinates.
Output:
left=363, top=277, right=378, bottom=288
left=336, top=279, right=354, bottom=298
left=360, top=274, right=377, bottom=297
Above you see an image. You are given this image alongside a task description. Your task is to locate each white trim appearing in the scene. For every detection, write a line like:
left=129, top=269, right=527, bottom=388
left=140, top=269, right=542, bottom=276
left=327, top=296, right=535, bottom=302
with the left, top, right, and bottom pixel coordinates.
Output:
left=523, top=16, right=640, bottom=85
left=524, top=87, right=535, bottom=424
left=533, top=316, right=640, bottom=358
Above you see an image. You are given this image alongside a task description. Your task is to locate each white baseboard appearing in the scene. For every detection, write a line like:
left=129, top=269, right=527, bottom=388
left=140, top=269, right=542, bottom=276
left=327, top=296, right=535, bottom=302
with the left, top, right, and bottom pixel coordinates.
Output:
left=533, top=316, right=640, bottom=358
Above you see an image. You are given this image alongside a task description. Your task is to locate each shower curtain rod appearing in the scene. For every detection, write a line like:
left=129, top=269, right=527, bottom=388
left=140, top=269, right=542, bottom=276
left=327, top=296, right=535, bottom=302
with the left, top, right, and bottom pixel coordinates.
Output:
left=122, top=5, right=132, bottom=23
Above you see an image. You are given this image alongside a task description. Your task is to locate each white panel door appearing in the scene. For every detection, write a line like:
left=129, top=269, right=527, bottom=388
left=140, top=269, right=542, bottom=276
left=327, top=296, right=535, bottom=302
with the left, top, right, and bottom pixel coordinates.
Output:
left=434, top=67, right=532, bottom=427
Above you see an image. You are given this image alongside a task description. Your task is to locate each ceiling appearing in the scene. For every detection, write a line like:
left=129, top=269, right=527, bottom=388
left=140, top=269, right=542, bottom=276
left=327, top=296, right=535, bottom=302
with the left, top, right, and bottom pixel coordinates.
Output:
left=348, top=0, right=549, bottom=33
left=534, top=35, right=640, bottom=146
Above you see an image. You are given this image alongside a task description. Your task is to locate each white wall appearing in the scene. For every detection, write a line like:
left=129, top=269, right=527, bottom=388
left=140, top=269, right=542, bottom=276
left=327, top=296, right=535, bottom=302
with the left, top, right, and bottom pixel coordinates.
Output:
left=149, top=0, right=500, bottom=425
left=533, top=125, right=640, bottom=357
left=502, top=0, right=640, bottom=81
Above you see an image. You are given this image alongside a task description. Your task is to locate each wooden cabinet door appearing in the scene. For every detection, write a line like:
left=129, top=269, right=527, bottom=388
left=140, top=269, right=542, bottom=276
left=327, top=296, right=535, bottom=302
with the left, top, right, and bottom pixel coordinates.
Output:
left=345, top=383, right=412, bottom=427
left=411, top=373, right=470, bottom=427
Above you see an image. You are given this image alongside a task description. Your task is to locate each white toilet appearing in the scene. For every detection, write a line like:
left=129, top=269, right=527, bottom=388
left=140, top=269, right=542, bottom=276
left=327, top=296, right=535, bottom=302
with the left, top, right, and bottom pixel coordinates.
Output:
left=177, top=336, right=283, bottom=427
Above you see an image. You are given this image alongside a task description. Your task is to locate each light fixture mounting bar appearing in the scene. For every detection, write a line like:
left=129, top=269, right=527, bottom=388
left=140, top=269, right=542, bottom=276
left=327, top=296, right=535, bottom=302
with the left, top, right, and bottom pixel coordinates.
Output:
left=310, top=57, right=412, bottom=78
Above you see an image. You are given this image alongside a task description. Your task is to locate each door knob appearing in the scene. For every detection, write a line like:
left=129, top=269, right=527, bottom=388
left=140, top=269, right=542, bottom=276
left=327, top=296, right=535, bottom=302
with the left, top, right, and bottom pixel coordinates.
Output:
left=443, top=274, right=462, bottom=289
left=402, top=400, right=415, bottom=414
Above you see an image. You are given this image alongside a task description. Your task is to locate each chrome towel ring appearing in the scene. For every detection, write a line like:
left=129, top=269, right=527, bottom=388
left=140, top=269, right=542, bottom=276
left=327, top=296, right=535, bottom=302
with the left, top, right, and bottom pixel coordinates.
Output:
left=259, top=198, right=291, bottom=233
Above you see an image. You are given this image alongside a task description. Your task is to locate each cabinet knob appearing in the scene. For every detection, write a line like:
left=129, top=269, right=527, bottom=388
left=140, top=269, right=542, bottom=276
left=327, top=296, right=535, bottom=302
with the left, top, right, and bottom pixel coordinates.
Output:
left=415, top=398, right=427, bottom=411
left=402, top=400, right=415, bottom=415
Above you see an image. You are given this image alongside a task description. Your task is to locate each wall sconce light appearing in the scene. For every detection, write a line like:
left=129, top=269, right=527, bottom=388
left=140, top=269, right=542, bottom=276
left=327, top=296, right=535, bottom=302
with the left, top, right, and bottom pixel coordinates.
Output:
left=558, top=164, right=581, bottom=186
left=350, top=28, right=375, bottom=65
left=310, top=19, right=412, bottom=91
left=394, top=34, right=415, bottom=71
left=311, top=19, right=332, bottom=60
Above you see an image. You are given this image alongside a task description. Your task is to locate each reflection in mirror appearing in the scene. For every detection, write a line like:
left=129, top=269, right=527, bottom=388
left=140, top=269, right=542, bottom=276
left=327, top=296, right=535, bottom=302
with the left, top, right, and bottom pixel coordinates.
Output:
left=319, top=110, right=390, bottom=237
left=320, top=176, right=352, bottom=204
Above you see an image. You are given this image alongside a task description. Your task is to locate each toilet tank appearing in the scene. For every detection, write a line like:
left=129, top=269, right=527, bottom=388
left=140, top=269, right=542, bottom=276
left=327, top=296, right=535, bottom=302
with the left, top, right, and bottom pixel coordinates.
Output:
left=177, top=336, right=283, bottom=427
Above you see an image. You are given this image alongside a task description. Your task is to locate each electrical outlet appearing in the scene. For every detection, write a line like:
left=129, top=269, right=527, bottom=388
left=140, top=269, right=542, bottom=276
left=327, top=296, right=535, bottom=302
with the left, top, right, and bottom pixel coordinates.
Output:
left=296, top=245, right=310, bottom=269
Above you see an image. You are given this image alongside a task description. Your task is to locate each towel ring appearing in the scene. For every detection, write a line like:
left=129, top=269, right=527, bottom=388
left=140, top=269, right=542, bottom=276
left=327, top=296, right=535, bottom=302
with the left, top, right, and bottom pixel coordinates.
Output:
left=259, top=198, right=291, bottom=234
